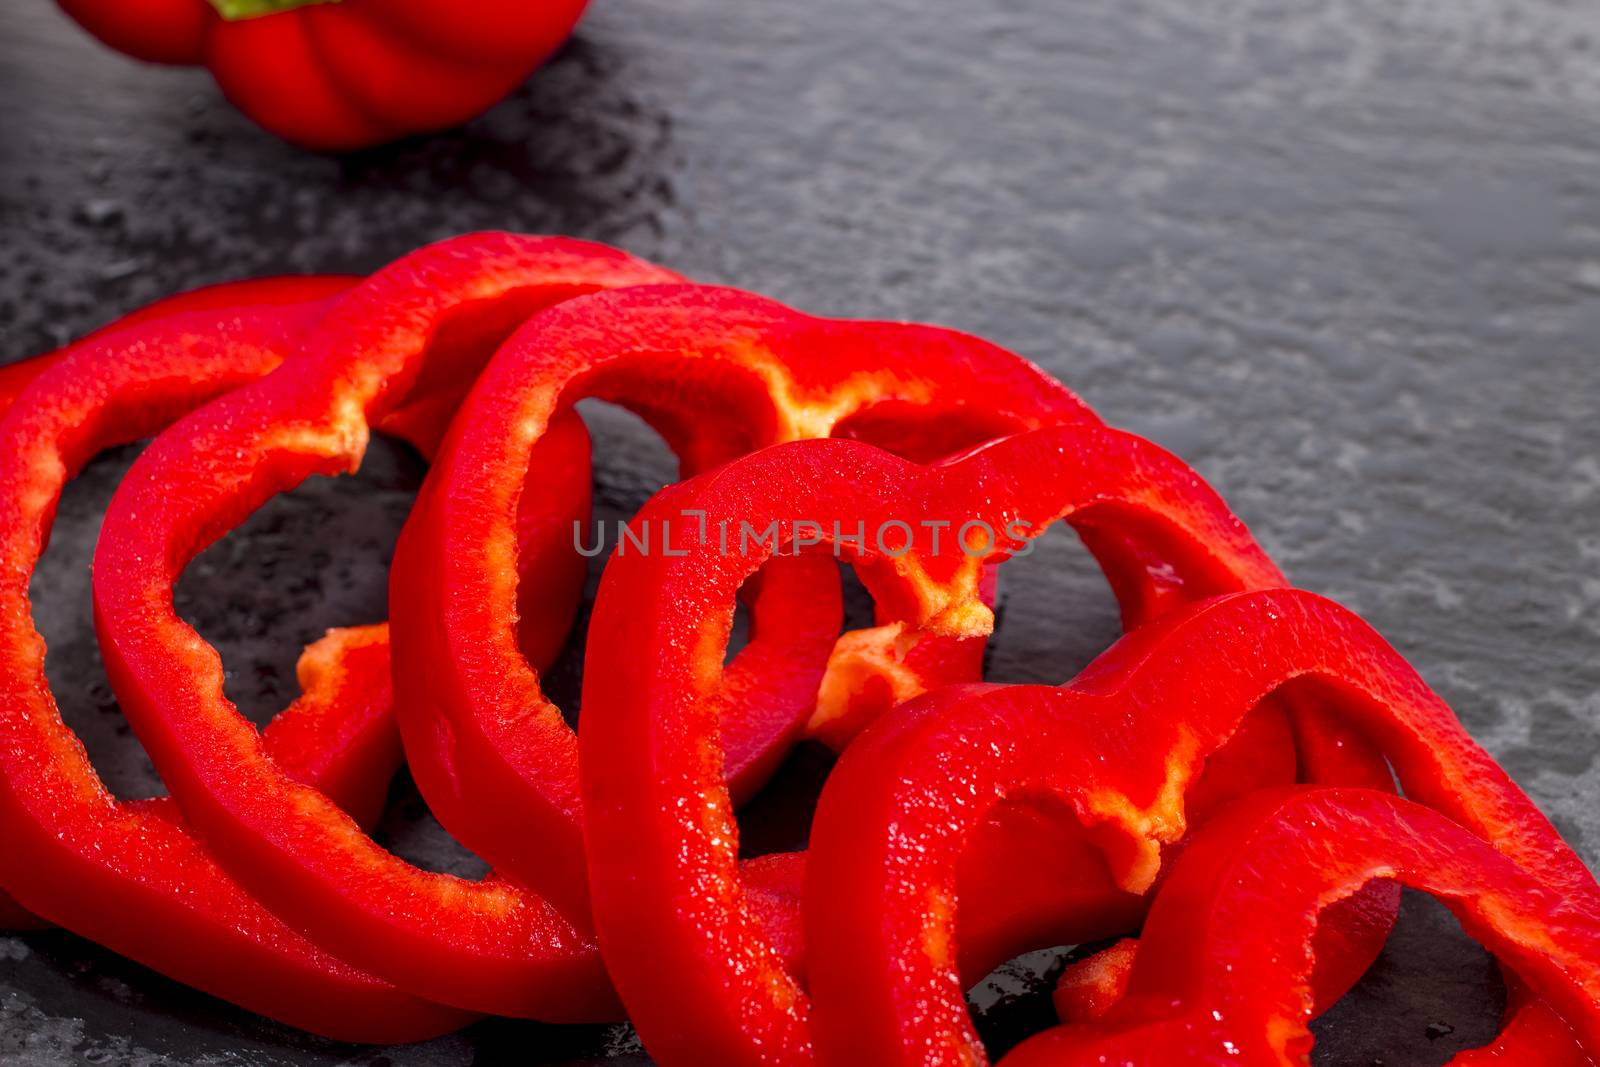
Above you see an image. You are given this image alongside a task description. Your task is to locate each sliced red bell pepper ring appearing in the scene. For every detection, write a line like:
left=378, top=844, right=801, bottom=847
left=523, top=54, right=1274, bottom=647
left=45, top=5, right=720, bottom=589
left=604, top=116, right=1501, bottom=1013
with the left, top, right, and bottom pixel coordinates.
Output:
left=90, top=233, right=694, bottom=1019
left=0, top=278, right=340, bottom=934
left=576, top=427, right=1310, bottom=1067
left=0, top=274, right=360, bottom=936
left=1002, top=787, right=1597, bottom=1066
left=0, top=290, right=482, bottom=1041
left=729, top=701, right=1300, bottom=1004
left=803, top=588, right=1599, bottom=1067
left=388, top=281, right=1096, bottom=919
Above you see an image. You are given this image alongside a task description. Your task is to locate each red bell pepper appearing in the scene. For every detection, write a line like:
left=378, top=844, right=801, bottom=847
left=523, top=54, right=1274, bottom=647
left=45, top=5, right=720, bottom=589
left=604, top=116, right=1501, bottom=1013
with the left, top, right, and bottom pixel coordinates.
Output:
left=0, top=274, right=357, bottom=935
left=55, top=0, right=588, bottom=150
left=89, top=234, right=697, bottom=1018
left=388, top=281, right=1096, bottom=918
left=803, top=588, right=1600, bottom=1066
left=576, top=428, right=1310, bottom=1067
left=0, top=284, right=483, bottom=1041
left=1003, top=788, right=1597, bottom=1066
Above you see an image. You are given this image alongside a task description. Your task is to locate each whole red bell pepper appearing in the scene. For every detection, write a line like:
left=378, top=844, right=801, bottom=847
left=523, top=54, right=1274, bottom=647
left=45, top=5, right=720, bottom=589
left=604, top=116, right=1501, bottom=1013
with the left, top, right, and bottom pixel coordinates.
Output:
left=575, top=428, right=1321, bottom=1067
left=1003, top=788, right=1597, bottom=1066
left=0, top=284, right=485, bottom=1041
left=803, top=588, right=1600, bottom=1066
left=55, top=0, right=588, bottom=150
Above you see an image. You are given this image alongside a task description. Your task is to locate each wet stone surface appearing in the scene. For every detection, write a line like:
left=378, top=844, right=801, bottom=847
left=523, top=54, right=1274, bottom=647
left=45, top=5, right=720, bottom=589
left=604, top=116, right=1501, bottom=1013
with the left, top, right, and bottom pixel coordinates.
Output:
left=2, top=0, right=1598, bottom=1063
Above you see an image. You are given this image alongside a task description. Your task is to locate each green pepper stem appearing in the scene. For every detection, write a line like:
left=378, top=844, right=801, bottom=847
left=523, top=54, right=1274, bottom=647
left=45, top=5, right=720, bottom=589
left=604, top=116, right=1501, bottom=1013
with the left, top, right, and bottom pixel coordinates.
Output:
left=206, top=0, right=340, bottom=19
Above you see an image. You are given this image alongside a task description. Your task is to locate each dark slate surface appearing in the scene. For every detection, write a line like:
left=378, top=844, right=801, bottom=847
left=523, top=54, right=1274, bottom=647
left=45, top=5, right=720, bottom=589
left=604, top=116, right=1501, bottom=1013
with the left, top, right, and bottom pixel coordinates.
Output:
left=1, top=1, right=1597, bottom=1064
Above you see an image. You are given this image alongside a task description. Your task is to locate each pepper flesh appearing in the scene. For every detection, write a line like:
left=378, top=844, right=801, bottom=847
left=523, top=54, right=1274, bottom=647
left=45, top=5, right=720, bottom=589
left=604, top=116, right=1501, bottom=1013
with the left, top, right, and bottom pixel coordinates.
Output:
left=1002, top=788, right=1597, bottom=1066
left=55, top=0, right=587, bottom=149
left=802, top=588, right=1600, bottom=1066
left=576, top=429, right=1309, bottom=1067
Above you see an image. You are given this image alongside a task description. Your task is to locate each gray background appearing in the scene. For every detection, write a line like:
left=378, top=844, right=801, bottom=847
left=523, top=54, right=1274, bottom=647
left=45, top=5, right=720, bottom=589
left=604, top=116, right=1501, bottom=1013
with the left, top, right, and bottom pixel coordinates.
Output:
left=2, top=0, right=1597, bottom=1063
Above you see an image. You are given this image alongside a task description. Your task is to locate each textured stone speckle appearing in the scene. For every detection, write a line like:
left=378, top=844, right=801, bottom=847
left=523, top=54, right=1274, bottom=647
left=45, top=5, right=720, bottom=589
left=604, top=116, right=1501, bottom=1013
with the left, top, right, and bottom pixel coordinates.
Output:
left=2, top=0, right=1597, bottom=1063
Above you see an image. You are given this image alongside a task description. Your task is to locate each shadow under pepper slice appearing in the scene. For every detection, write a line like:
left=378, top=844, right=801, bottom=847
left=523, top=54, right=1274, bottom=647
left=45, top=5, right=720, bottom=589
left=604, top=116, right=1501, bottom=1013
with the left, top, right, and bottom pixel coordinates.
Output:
left=575, top=427, right=1310, bottom=1067
left=1002, top=787, right=1597, bottom=1066
left=803, top=589, right=1600, bottom=1066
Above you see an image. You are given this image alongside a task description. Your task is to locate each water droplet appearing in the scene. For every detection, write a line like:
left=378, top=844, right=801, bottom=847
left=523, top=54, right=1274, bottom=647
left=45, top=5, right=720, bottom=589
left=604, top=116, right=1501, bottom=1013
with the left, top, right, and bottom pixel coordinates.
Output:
left=74, top=199, right=123, bottom=227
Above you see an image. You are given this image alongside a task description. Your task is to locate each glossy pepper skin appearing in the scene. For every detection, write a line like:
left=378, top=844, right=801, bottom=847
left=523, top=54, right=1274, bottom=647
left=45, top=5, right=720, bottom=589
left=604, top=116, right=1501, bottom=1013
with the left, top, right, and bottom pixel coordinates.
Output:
left=55, top=0, right=588, bottom=150
left=0, top=284, right=481, bottom=1042
left=1004, top=788, right=1598, bottom=1066
left=90, top=234, right=691, bottom=1020
left=388, top=281, right=1096, bottom=919
left=803, top=589, right=1600, bottom=1067
left=576, top=429, right=1330, bottom=1067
